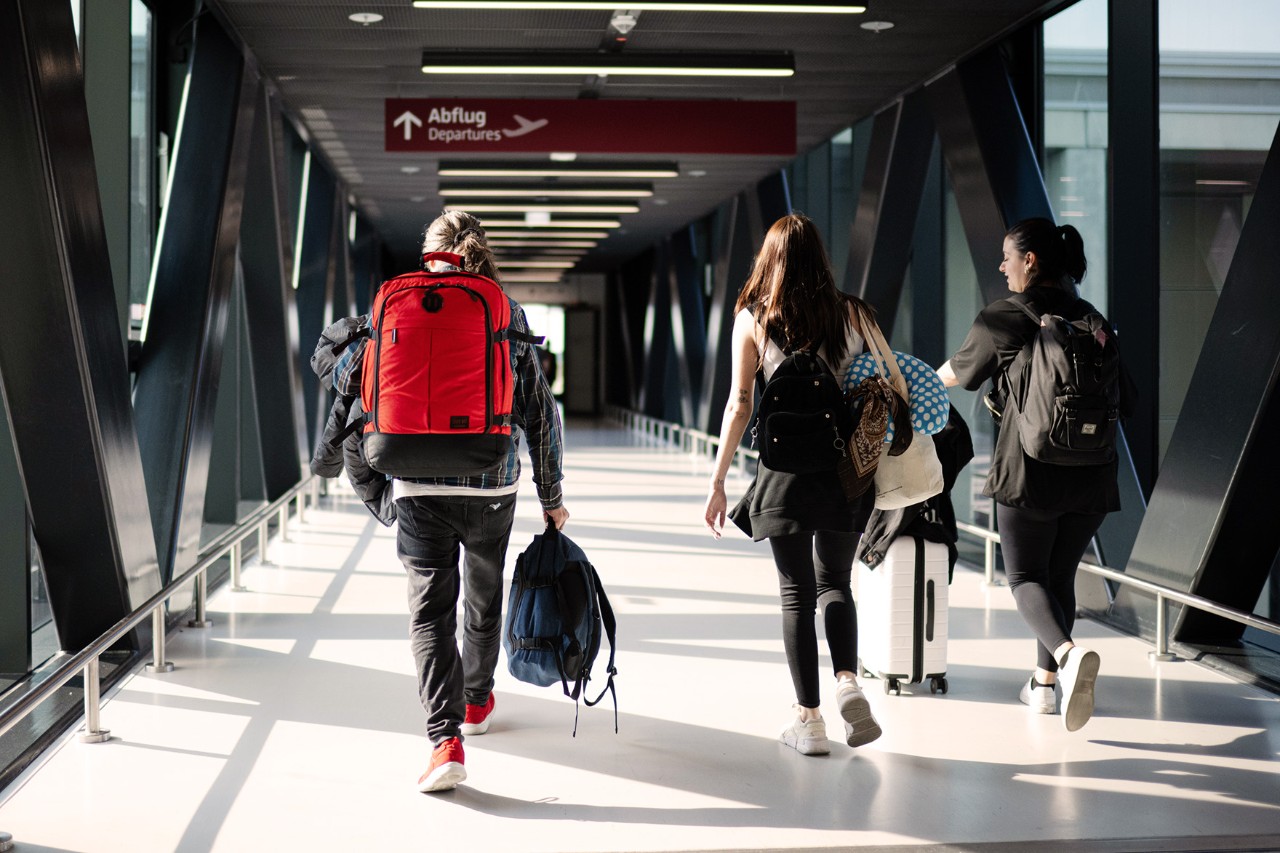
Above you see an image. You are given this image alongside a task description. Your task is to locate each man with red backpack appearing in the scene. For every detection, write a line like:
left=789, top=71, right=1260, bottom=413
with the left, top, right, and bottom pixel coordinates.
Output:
left=365, top=211, right=568, bottom=793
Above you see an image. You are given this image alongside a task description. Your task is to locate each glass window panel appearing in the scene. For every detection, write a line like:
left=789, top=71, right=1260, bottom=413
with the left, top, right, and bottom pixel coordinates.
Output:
left=1043, top=0, right=1109, bottom=314
left=1158, top=0, right=1280, bottom=466
left=128, top=0, right=154, bottom=339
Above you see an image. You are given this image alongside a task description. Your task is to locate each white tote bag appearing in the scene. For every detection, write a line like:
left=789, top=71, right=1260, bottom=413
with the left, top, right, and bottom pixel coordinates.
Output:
left=858, top=309, right=944, bottom=510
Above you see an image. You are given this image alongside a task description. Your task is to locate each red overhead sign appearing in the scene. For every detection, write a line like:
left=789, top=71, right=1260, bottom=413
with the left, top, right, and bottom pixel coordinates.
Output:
left=384, top=98, right=795, bottom=156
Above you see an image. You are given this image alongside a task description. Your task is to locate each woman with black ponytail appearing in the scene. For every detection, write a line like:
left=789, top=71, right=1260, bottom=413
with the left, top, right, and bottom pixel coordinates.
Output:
left=937, top=217, right=1119, bottom=733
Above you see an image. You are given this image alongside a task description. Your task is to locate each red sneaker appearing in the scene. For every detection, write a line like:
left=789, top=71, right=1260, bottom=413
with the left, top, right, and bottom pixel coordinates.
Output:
left=417, top=737, right=466, bottom=793
left=461, top=693, right=496, bottom=736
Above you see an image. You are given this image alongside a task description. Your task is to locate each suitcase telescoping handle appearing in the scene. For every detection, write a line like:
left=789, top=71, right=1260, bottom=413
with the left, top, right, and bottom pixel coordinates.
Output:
left=421, top=251, right=465, bottom=270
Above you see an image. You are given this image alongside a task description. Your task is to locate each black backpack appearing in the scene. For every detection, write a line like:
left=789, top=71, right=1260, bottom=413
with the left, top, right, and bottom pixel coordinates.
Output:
left=504, top=524, right=618, bottom=734
left=1008, top=298, right=1122, bottom=466
left=753, top=346, right=855, bottom=475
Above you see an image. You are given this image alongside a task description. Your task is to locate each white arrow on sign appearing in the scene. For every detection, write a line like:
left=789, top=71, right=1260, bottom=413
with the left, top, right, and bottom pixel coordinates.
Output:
left=393, top=110, right=423, bottom=141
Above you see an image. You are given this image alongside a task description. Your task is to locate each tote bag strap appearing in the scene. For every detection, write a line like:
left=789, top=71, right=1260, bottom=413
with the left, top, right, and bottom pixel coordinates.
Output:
left=856, top=304, right=908, bottom=402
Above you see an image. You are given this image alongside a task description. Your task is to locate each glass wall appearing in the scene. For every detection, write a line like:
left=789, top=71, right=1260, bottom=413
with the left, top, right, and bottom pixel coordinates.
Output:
left=1042, top=0, right=1109, bottom=314
left=1157, top=0, right=1280, bottom=463
left=128, top=0, right=154, bottom=338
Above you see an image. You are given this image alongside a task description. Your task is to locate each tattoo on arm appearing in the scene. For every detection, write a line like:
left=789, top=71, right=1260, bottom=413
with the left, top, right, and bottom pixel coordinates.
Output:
left=736, top=388, right=749, bottom=404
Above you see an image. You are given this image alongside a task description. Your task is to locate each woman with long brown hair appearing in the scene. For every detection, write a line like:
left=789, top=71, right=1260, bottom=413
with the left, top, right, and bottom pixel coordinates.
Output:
left=704, top=213, right=882, bottom=755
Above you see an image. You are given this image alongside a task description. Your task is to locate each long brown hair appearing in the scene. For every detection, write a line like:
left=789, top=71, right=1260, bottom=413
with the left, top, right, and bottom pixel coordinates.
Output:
left=422, top=210, right=502, bottom=285
left=733, top=212, right=865, bottom=366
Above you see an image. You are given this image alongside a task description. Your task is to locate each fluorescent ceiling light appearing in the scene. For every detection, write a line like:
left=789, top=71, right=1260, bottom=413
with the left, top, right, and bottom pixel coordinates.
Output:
left=1195, top=179, right=1251, bottom=187
left=439, top=184, right=653, bottom=199
left=447, top=203, right=640, bottom=214
left=422, top=50, right=794, bottom=78
left=486, top=231, right=608, bottom=239
left=489, top=240, right=598, bottom=248
left=412, top=2, right=865, bottom=12
left=501, top=271, right=567, bottom=283
left=500, top=260, right=577, bottom=269
left=440, top=161, right=679, bottom=179
left=478, top=218, right=622, bottom=228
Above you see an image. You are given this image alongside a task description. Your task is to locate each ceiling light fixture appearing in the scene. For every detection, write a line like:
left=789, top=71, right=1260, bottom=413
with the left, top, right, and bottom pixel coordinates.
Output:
left=498, top=260, right=577, bottom=269
left=549, top=152, right=578, bottom=161
left=478, top=218, right=623, bottom=228
left=486, top=231, right=608, bottom=240
left=422, top=50, right=794, bottom=78
left=439, top=184, right=654, bottom=199
left=446, top=203, right=640, bottom=214
left=400, top=166, right=422, bottom=174
left=440, top=161, right=679, bottom=179
left=411, top=2, right=865, bottom=13
left=1195, top=179, right=1251, bottom=187
left=501, top=271, right=567, bottom=283
left=490, top=239, right=597, bottom=248
left=860, top=20, right=894, bottom=32
left=349, top=12, right=384, bottom=25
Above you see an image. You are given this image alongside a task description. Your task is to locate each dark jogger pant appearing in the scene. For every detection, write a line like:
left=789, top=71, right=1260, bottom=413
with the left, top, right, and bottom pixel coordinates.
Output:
left=996, top=502, right=1106, bottom=673
left=396, top=492, right=517, bottom=744
left=768, top=529, right=861, bottom=709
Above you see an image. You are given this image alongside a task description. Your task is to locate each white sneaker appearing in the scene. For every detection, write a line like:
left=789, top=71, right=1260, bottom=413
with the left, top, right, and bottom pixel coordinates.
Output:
left=780, top=710, right=830, bottom=756
left=1018, top=676, right=1057, bottom=714
left=835, top=681, right=882, bottom=747
left=1058, top=646, right=1100, bottom=732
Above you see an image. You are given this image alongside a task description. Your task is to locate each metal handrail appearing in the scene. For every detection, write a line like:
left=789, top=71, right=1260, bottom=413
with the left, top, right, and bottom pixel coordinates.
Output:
left=605, top=405, right=759, bottom=475
left=0, top=476, right=316, bottom=745
left=955, top=520, right=1280, bottom=659
left=609, top=406, right=1280, bottom=662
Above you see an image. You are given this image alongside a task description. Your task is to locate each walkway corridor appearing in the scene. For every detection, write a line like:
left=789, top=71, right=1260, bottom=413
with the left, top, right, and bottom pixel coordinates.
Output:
left=1, top=422, right=1278, bottom=852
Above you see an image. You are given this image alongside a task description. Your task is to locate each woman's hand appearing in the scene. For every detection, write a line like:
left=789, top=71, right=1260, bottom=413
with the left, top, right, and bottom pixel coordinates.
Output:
left=704, top=480, right=727, bottom=540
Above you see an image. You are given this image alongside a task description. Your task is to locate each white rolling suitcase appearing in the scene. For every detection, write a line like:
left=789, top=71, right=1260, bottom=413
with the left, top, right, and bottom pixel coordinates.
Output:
left=857, top=535, right=950, bottom=695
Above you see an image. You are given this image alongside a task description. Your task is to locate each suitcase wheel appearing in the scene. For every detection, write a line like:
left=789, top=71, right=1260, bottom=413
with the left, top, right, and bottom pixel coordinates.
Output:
left=929, top=676, right=949, bottom=695
left=885, top=677, right=901, bottom=696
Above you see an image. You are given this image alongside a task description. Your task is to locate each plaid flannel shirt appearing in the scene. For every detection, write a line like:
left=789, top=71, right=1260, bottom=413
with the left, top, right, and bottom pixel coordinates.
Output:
left=334, top=296, right=564, bottom=510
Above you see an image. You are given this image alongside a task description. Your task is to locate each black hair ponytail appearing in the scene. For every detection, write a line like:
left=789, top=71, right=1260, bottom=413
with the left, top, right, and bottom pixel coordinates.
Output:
left=1006, top=217, right=1088, bottom=289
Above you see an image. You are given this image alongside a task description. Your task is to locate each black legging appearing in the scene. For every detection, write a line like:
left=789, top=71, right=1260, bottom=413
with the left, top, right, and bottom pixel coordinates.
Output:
left=996, top=503, right=1106, bottom=673
left=768, top=529, right=860, bottom=709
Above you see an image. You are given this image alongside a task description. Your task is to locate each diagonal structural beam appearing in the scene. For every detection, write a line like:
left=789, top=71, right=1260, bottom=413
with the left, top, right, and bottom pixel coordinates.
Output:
left=293, top=162, right=338, bottom=451
left=669, top=226, right=704, bottom=428
left=1121, top=121, right=1280, bottom=647
left=926, top=47, right=1054, bottom=304
left=639, top=241, right=676, bottom=421
left=134, top=14, right=256, bottom=583
left=0, top=0, right=160, bottom=649
left=843, top=90, right=937, bottom=334
left=240, top=86, right=307, bottom=497
left=698, top=196, right=747, bottom=434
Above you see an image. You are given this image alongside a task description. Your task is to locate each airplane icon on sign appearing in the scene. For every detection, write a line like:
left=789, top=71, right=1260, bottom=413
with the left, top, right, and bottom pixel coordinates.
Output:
left=501, top=115, right=548, bottom=138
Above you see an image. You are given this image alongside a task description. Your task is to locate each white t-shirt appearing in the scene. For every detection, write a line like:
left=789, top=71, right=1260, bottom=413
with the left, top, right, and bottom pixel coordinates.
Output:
left=742, top=306, right=864, bottom=382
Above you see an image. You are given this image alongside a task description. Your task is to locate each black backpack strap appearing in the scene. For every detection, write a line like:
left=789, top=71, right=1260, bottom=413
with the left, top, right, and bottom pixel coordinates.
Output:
left=330, top=324, right=371, bottom=356
left=328, top=407, right=367, bottom=447
left=1011, top=298, right=1042, bottom=325
left=494, top=328, right=546, bottom=346
left=581, top=566, right=619, bottom=734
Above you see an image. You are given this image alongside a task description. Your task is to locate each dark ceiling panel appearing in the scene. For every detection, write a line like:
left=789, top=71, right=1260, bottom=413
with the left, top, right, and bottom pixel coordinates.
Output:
left=210, top=0, right=1057, bottom=269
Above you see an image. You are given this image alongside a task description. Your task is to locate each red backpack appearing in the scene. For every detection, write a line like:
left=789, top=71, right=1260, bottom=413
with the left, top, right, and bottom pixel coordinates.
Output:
left=360, top=251, right=540, bottom=478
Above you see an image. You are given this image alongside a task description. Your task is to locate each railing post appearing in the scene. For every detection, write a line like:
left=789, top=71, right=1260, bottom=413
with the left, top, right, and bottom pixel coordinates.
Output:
left=983, top=537, right=1003, bottom=587
left=0, top=830, right=13, bottom=851
left=297, top=491, right=306, bottom=525
left=1150, top=592, right=1179, bottom=661
left=77, top=655, right=110, bottom=743
left=279, top=503, right=289, bottom=542
left=144, top=606, right=174, bottom=673
left=258, top=519, right=270, bottom=564
left=187, top=570, right=213, bottom=627
left=229, top=540, right=245, bottom=592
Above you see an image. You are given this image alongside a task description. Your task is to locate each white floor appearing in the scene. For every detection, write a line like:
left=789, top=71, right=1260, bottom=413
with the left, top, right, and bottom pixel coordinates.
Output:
left=1, top=423, right=1279, bottom=853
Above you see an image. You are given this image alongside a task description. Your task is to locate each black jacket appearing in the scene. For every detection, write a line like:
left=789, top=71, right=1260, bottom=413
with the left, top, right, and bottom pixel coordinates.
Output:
left=855, top=407, right=974, bottom=579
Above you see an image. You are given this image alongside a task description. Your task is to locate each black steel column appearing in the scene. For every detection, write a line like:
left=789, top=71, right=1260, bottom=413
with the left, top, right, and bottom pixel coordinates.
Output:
left=1120, top=122, right=1280, bottom=653
left=240, top=86, right=307, bottom=498
left=1108, top=0, right=1160, bottom=498
left=843, top=91, right=937, bottom=333
left=133, top=14, right=255, bottom=583
left=639, top=241, right=675, bottom=420
left=698, top=196, right=751, bottom=434
left=293, top=161, right=337, bottom=450
left=910, top=144, right=946, bottom=369
left=0, top=0, right=161, bottom=649
left=926, top=46, right=1054, bottom=304
left=757, top=170, right=791, bottom=228
left=670, top=226, right=704, bottom=427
